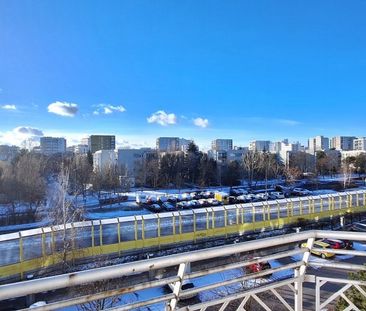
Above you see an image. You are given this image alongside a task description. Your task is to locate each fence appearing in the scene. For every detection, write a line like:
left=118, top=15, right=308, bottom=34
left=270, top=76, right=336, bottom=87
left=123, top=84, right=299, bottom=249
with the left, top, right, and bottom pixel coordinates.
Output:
left=1, top=230, right=365, bottom=311
left=0, top=190, right=365, bottom=281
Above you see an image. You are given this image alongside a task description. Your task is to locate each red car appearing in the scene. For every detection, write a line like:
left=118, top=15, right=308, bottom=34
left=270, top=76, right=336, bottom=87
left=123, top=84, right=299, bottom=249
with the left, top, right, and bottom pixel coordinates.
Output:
left=319, top=239, right=353, bottom=250
left=245, top=257, right=271, bottom=274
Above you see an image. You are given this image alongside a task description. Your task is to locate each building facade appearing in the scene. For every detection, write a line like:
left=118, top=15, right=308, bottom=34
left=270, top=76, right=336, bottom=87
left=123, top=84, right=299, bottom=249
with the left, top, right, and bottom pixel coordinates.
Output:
left=93, top=150, right=117, bottom=171
left=249, top=140, right=271, bottom=152
left=40, top=137, right=66, bottom=155
left=330, top=136, right=356, bottom=151
left=353, top=137, right=366, bottom=151
left=117, top=148, right=153, bottom=175
left=89, top=135, right=116, bottom=153
left=0, top=145, right=20, bottom=162
left=156, top=137, right=180, bottom=152
left=211, top=139, right=233, bottom=151
left=308, top=136, right=329, bottom=153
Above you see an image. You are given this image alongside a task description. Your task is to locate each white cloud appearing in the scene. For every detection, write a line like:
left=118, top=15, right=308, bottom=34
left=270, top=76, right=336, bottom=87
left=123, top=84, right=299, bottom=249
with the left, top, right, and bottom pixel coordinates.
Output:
left=48, top=101, right=78, bottom=117
left=147, top=110, right=177, bottom=126
left=193, top=117, right=209, bottom=128
left=1, top=104, right=16, bottom=110
left=275, top=119, right=301, bottom=126
left=14, top=126, right=43, bottom=137
left=0, top=126, right=44, bottom=147
left=93, top=104, right=126, bottom=115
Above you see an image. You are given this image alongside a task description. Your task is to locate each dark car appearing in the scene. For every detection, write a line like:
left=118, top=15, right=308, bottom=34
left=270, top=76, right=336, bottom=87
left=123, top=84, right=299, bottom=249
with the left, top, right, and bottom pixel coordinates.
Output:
left=162, top=202, right=176, bottom=212
left=351, top=222, right=366, bottom=232
left=320, top=238, right=353, bottom=250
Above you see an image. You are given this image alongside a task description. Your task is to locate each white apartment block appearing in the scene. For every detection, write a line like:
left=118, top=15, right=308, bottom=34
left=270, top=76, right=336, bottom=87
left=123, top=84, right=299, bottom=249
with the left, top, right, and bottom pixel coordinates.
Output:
left=93, top=150, right=117, bottom=172
left=308, top=136, right=329, bottom=153
left=353, top=137, right=366, bottom=151
left=117, top=148, right=153, bottom=175
left=40, top=137, right=66, bottom=155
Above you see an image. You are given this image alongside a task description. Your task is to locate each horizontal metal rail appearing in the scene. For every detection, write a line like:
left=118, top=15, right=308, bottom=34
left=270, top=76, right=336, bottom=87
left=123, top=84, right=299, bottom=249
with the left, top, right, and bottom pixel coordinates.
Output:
left=1, top=230, right=366, bottom=311
left=187, top=248, right=307, bottom=280
left=309, top=261, right=366, bottom=271
left=180, top=261, right=303, bottom=298
left=0, top=230, right=315, bottom=301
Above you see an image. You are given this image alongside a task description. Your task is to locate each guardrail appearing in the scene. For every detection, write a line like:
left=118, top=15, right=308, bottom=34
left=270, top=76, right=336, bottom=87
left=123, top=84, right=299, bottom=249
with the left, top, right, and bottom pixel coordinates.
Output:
left=0, top=190, right=365, bottom=281
left=1, top=230, right=365, bottom=311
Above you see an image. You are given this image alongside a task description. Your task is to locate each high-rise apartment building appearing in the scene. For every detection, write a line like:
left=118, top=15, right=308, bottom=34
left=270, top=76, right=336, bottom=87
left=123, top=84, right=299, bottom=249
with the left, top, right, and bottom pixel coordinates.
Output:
left=330, top=136, right=356, bottom=151
left=40, top=137, right=66, bottom=155
left=308, top=136, right=329, bottom=153
left=89, top=135, right=116, bottom=153
left=211, top=139, right=233, bottom=151
left=156, top=137, right=180, bottom=152
left=249, top=140, right=271, bottom=152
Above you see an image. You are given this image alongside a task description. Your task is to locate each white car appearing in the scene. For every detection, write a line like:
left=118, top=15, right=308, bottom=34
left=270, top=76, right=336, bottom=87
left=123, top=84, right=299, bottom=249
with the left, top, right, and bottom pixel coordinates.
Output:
left=256, top=193, right=269, bottom=200
left=168, top=280, right=196, bottom=300
left=269, top=192, right=285, bottom=199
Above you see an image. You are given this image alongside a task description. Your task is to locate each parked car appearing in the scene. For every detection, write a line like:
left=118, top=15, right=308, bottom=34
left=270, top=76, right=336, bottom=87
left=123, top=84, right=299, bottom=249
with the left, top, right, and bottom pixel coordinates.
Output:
left=167, top=280, right=196, bottom=300
left=182, top=193, right=193, bottom=201
left=292, top=188, right=312, bottom=196
left=301, top=240, right=335, bottom=259
left=149, top=204, right=162, bottom=213
left=350, top=222, right=366, bottom=232
left=190, top=192, right=201, bottom=200
left=230, top=188, right=248, bottom=196
left=245, top=257, right=271, bottom=275
left=269, top=192, right=285, bottom=200
left=319, top=238, right=353, bottom=250
left=207, top=198, right=220, bottom=206
left=174, top=194, right=184, bottom=202
left=136, top=194, right=148, bottom=205
left=162, top=202, right=176, bottom=212
left=198, top=199, right=210, bottom=207
left=190, top=200, right=201, bottom=208
left=158, top=195, right=168, bottom=203
left=236, top=195, right=249, bottom=203
left=167, top=195, right=177, bottom=203
left=255, top=193, right=269, bottom=201
left=176, top=201, right=189, bottom=209
left=202, top=191, right=214, bottom=199
left=146, top=196, right=158, bottom=204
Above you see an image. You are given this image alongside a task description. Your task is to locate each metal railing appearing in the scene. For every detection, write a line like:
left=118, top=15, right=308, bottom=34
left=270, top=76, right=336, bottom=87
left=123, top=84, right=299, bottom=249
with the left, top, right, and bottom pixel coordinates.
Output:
left=0, top=190, right=365, bottom=281
left=1, top=230, right=366, bottom=311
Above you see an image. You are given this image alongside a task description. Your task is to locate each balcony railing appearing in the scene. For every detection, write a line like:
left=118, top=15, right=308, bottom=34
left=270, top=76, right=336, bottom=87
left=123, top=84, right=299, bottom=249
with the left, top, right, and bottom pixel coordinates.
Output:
left=0, top=229, right=365, bottom=310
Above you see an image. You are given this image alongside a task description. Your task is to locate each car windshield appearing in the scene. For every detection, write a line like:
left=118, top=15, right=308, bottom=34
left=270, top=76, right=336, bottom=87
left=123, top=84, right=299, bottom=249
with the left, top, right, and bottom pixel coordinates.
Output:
left=181, top=283, right=194, bottom=290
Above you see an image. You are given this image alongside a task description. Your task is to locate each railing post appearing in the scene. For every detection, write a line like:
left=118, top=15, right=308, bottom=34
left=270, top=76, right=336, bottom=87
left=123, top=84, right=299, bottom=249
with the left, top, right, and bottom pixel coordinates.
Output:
left=294, top=268, right=302, bottom=311
left=168, top=262, right=188, bottom=310
left=295, top=236, right=315, bottom=311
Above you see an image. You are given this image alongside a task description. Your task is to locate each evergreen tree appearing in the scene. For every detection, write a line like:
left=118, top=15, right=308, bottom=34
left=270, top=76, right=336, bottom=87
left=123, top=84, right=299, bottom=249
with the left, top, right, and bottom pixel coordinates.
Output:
left=336, top=265, right=366, bottom=310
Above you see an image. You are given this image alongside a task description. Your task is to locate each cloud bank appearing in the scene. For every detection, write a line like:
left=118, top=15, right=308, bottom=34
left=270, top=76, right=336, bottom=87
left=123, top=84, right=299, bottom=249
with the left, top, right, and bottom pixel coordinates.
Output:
left=193, top=117, right=209, bottom=128
left=147, top=110, right=177, bottom=126
left=48, top=101, right=78, bottom=117
left=93, top=104, right=126, bottom=115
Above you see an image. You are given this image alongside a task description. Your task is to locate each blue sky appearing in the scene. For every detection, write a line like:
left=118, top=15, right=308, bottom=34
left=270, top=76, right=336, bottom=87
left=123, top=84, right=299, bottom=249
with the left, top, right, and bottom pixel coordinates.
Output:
left=1, top=0, right=366, bottom=149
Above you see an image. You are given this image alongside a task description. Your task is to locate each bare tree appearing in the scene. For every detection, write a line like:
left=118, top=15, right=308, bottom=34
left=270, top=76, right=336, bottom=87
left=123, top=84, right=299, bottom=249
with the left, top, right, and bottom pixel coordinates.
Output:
left=49, top=162, right=84, bottom=271
left=342, top=157, right=356, bottom=189
left=76, top=256, right=121, bottom=311
left=243, top=151, right=261, bottom=189
left=15, top=153, right=46, bottom=221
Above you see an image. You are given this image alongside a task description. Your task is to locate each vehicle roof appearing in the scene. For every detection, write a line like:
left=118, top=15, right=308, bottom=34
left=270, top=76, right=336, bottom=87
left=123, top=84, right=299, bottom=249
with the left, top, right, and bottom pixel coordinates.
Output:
left=314, top=240, right=330, bottom=247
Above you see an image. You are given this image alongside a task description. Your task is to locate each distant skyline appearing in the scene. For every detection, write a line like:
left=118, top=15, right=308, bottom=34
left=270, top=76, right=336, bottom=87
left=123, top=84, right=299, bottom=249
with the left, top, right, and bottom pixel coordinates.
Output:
left=1, top=1, right=366, bottom=150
